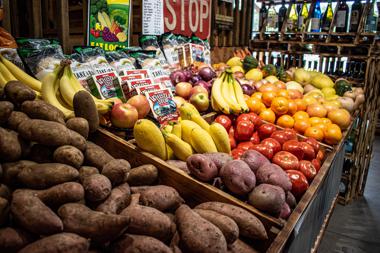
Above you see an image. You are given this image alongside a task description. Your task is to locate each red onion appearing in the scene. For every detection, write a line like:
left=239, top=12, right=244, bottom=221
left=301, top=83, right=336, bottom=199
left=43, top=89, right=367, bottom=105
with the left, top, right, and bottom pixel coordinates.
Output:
left=184, top=70, right=192, bottom=81
left=241, top=84, right=255, bottom=96
left=198, top=67, right=216, bottom=82
left=170, top=70, right=188, bottom=85
left=195, top=80, right=212, bottom=93
left=191, top=75, right=202, bottom=84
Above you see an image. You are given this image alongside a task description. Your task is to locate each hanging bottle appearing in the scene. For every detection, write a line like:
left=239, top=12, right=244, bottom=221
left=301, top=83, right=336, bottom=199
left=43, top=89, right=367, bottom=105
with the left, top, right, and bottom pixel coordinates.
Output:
left=259, top=3, right=268, bottom=32
left=335, top=0, right=349, bottom=32
left=310, top=0, right=322, bottom=32
left=350, top=0, right=363, bottom=32
left=298, top=1, right=309, bottom=32
left=321, top=0, right=334, bottom=32
left=278, top=0, right=288, bottom=31
left=287, top=0, right=298, bottom=32
left=267, top=1, right=279, bottom=32
left=364, top=0, right=379, bottom=33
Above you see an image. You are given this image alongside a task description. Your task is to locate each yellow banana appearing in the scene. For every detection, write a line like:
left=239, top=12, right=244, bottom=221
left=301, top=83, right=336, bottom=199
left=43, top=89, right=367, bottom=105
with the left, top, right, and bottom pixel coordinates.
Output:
left=181, top=120, right=202, bottom=144
left=232, top=77, right=249, bottom=113
left=0, top=61, right=17, bottom=82
left=211, top=73, right=230, bottom=114
left=0, top=72, right=7, bottom=88
left=209, top=123, right=231, bottom=154
left=59, top=66, right=76, bottom=107
left=172, top=122, right=182, bottom=139
left=221, top=73, right=241, bottom=113
left=164, top=132, right=193, bottom=161
left=190, top=128, right=218, bottom=153
left=0, top=54, right=42, bottom=91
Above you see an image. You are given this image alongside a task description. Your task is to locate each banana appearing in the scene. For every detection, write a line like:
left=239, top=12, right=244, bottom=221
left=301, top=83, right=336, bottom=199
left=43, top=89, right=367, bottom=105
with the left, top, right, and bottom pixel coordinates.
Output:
left=172, top=122, right=182, bottom=139
left=0, top=54, right=42, bottom=91
left=59, top=66, right=76, bottom=107
left=187, top=113, right=210, bottom=133
left=55, top=83, right=73, bottom=110
left=190, top=128, right=218, bottom=153
left=221, top=73, right=241, bottom=113
left=181, top=120, right=202, bottom=144
left=179, top=102, right=200, bottom=119
left=164, top=132, right=193, bottom=161
left=211, top=73, right=231, bottom=114
left=232, top=77, right=249, bottom=113
left=209, top=123, right=231, bottom=154
left=0, top=72, right=7, bottom=88
left=0, top=61, right=17, bottom=82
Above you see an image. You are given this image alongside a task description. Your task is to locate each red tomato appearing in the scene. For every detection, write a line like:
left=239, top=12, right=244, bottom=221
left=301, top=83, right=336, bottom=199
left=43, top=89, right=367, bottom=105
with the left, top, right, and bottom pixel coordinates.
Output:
left=299, top=142, right=316, bottom=160
left=316, top=150, right=325, bottom=161
left=250, top=131, right=261, bottom=144
left=305, top=137, right=320, bottom=154
left=229, top=126, right=236, bottom=149
left=237, top=141, right=255, bottom=151
left=282, top=140, right=304, bottom=160
left=261, top=138, right=282, bottom=154
left=299, top=160, right=317, bottom=181
left=235, top=120, right=255, bottom=141
left=311, top=159, right=321, bottom=172
left=258, top=123, right=277, bottom=140
left=270, top=130, right=296, bottom=145
left=215, top=115, right=232, bottom=131
left=283, top=128, right=298, bottom=141
left=237, top=114, right=252, bottom=124
left=248, top=112, right=263, bottom=127
left=272, top=151, right=300, bottom=170
left=231, top=148, right=245, bottom=159
left=251, top=144, right=274, bottom=160
left=286, top=170, right=309, bottom=199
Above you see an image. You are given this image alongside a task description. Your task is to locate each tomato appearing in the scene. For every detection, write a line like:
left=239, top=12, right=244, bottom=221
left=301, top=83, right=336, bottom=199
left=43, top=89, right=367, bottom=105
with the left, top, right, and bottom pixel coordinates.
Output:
left=316, top=150, right=325, bottom=162
left=304, top=137, right=320, bottom=154
left=248, top=112, right=263, bottom=127
left=261, top=138, right=281, bottom=154
left=231, top=148, right=245, bottom=159
left=251, top=144, right=274, bottom=160
left=215, top=115, right=232, bottom=131
left=235, top=120, right=255, bottom=141
left=298, top=142, right=316, bottom=160
left=237, top=141, right=255, bottom=151
left=311, top=159, right=321, bottom=172
left=270, top=130, right=296, bottom=145
left=258, top=123, right=277, bottom=140
left=272, top=151, right=300, bottom=170
left=229, top=126, right=236, bottom=149
left=286, top=170, right=309, bottom=199
left=283, top=129, right=298, bottom=141
left=250, top=131, right=260, bottom=144
left=282, top=140, right=304, bottom=160
left=299, top=160, right=317, bottom=181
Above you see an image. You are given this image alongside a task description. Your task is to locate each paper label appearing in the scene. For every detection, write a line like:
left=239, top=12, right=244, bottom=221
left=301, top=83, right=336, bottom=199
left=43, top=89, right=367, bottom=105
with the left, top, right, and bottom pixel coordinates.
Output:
left=145, top=88, right=178, bottom=125
left=87, top=71, right=124, bottom=99
left=336, top=11, right=347, bottom=28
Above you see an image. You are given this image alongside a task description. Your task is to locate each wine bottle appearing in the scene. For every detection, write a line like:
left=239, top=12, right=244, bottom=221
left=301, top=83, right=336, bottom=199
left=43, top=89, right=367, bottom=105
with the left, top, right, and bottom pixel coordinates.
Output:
left=329, top=58, right=336, bottom=75
left=364, top=0, right=379, bottom=33
left=335, top=0, right=349, bottom=32
left=298, top=2, right=309, bottom=32
left=278, top=0, right=288, bottom=31
left=359, top=62, right=366, bottom=79
left=350, top=0, right=363, bottom=32
left=275, top=55, right=282, bottom=67
left=322, top=0, right=333, bottom=32
left=259, top=3, right=268, bottom=32
left=311, top=0, right=322, bottom=32
left=353, top=62, right=361, bottom=77
left=267, top=1, right=279, bottom=32
left=287, top=0, right=298, bottom=32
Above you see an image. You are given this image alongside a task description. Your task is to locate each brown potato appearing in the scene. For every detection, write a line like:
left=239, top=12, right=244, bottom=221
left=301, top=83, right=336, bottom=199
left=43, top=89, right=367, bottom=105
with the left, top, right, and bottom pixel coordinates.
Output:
left=82, top=174, right=112, bottom=202
left=0, top=197, right=9, bottom=226
left=102, top=159, right=131, bottom=186
left=0, top=184, right=11, bottom=200
left=78, top=166, right=99, bottom=183
left=21, top=100, right=65, bottom=125
left=227, top=239, right=259, bottom=253
left=84, top=141, right=114, bottom=170
left=0, top=127, right=22, bottom=162
left=66, top=117, right=89, bottom=139
left=0, top=227, right=34, bottom=253
left=6, top=111, right=29, bottom=131
left=111, top=234, right=172, bottom=253
left=166, top=160, right=190, bottom=174
left=53, top=145, right=84, bottom=169
left=68, top=129, right=87, bottom=151
left=1, top=160, right=36, bottom=186
left=127, top=164, right=158, bottom=186
left=28, top=144, right=53, bottom=163
left=96, top=183, right=131, bottom=214
left=0, top=101, right=13, bottom=124
left=139, top=185, right=184, bottom=212
left=4, top=81, right=36, bottom=105
left=73, top=91, right=99, bottom=133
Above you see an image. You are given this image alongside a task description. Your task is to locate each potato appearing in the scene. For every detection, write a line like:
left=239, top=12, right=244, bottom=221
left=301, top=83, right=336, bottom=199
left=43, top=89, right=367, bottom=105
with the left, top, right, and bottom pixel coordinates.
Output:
left=73, top=91, right=99, bottom=133
left=96, top=183, right=131, bottom=214
left=53, top=145, right=84, bottom=168
left=66, top=117, right=89, bottom=139
left=17, top=163, right=79, bottom=189
left=4, top=81, right=36, bottom=105
left=120, top=194, right=175, bottom=242
left=219, top=160, right=256, bottom=196
left=175, top=204, right=227, bottom=253
left=139, top=185, right=184, bottom=212
left=6, top=111, right=29, bottom=131
left=78, top=166, right=99, bottom=183
left=256, top=163, right=292, bottom=191
left=18, top=232, right=89, bottom=253
left=1, top=160, right=36, bottom=186
left=0, top=101, right=13, bottom=124
left=84, top=141, right=114, bottom=170
left=0, top=227, right=34, bottom=253
left=102, top=159, right=131, bottom=186
left=0, top=197, right=9, bottom=226
left=280, top=202, right=291, bottom=219
left=248, top=184, right=285, bottom=216
left=0, top=184, right=11, bottom=200
left=130, top=186, right=151, bottom=194
left=286, top=191, right=297, bottom=209
left=227, top=239, right=259, bottom=253
left=28, top=144, right=53, bottom=163
left=127, top=164, right=158, bottom=186
left=111, top=234, right=172, bottom=253
left=203, top=152, right=233, bottom=170
left=58, top=203, right=130, bottom=243
left=0, top=127, right=22, bottom=162
left=83, top=174, right=112, bottom=202
left=195, top=202, right=268, bottom=240
left=187, top=154, right=218, bottom=182
left=11, top=191, right=63, bottom=235
left=170, top=232, right=182, bottom=253
left=240, top=150, right=270, bottom=173
left=194, top=209, right=239, bottom=244
left=166, top=160, right=190, bottom=174
left=68, top=129, right=87, bottom=151
left=21, top=100, right=65, bottom=124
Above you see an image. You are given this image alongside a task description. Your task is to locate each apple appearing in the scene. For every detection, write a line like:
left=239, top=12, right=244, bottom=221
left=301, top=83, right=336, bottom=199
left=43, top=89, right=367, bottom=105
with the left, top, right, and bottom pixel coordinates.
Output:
left=127, top=95, right=150, bottom=119
left=108, top=97, right=123, bottom=105
left=189, top=92, right=209, bottom=112
left=173, top=96, right=186, bottom=108
left=110, top=103, right=139, bottom=128
left=190, top=85, right=209, bottom=97
left=175, top=82, right=192, bottom=99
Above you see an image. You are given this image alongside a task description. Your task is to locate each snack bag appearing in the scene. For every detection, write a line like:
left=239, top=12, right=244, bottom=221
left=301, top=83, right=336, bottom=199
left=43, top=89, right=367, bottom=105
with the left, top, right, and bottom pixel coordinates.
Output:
left=139, top=35, right=169, bottom=68
left=161, top=33, right=180, bottom=69
left=105, top=50, right=136, bottom=75
left=145, top=88, right=178, bottom=125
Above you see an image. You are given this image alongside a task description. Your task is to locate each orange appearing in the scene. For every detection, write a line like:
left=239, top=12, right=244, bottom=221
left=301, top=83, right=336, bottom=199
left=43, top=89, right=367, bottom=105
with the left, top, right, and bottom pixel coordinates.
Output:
left=288, top=100, right=298, bottom=115
left=307, top=103, right=328, bottom=118
left=314, top=123, right=328, bottom=132
left=271, top=97, right=289, bottom=115
left=321, top=118, right=332, bottom=125
left=262, top=91, right=277, bottom=107
left=309, top=117, right=322, bottom=126
left=294, top=119, right=311, bottom=134
left=259, top=108, right=276, bottom=123
left=323, top=123, right=343, bottom=145
left=258, top=83, right=279, bottom=93
left=303, top=96, right=318, bottom=106
left=304, top=126, right=324, bottom=141
left=243, top=94, right=251, bottom=102
left=277, top=115, right=295, bottom=128
left=277, top=89, right=290, bottom=98
left=247, top=97, right=266, bottom=114
left=293, top=111, right=310, bottom=121
left=294, top=98, right=307, bottom=111
left=251, top=92, right=263, bottom=101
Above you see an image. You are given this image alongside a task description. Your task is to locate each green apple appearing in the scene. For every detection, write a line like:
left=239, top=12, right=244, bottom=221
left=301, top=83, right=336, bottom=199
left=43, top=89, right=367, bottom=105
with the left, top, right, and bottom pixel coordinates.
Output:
left=190, top=92, right=210, bottom=112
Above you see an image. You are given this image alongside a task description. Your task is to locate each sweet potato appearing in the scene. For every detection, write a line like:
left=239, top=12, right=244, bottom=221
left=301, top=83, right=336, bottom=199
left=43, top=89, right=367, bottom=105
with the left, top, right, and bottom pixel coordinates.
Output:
left=0, top=227, right=34, bottom=253
left=96, top=183, right=131, bottom=214
left=0, top=184, right=11, bottom=200
left=227, top=239, right=259, bottom=253
left=120, top=194, right=175, bottom=242
left=17, top=163, right=79, bottom=189
left=175, top=204, right=227, bottom=253
left=78, top=166, right=99, bottom=183
left=111, top=234, right=172, bottom=253
left=84, top=141, right=114, bottom=170
left=6, top=111, right=29, bottom=131
left=73, top=91, right=99, bottom=133
left=4, top=81, right=36, bottom=105
left=1, top=160, right=36, bottom=186
left=256, top=163, right=292, bottom=191
left=68, top=129, right=87, bottom=151
left=203, top=152, right=233, bottom=170
left=170, top=232, right=182, bottom=253
left=82, top=174, right=112, bottom=202
left=240, top=150, right=270, bottom=173
left=248, top=184, right=285, bottom=216
left=219, top=160, right=256, bottom=196
left=66, top=117, right=89, bottom=139
left=21, top=100, right=65, bottom=124
left=127, top=164, right=158, bottom=186
left=195, top=202, right=268, bottom=240
left=139, top=185, right=184, bottom=212
left=0, top=101, right=13, bottom=124
left=187, top=154, right=218, bottom=182
left=11, top=191, right=63, bottom=235
left=28, top=144, right=53, bottom=163
left=0, top=127, right=22, bottom=162
left=53, top=145, right=84, bottom=169
left=18, top=232, right=89, bottom=253
left=58, top=203, right=130, bottom=243
left=286, top=191, right=297, bottom=209
left=166, top=160, right=190, bottom=174
left=194, top=209, right=239, bottom=244
left=130, top=186, right=152, bottom=194
left=102, top=159, right=131, bottom=186
left=0, top=197, right=9, bottom=225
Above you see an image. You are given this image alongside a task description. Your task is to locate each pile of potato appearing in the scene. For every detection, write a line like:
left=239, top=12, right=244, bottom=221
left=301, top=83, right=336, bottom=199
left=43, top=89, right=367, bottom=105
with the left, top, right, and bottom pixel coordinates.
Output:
left=0, top=82, right=267, bottom=253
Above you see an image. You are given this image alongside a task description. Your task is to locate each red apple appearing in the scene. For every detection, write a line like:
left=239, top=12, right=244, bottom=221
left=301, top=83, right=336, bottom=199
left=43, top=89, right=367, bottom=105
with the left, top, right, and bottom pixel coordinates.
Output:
left=127, top=95, right=150, bottom=119
left=272, top=151, right=300, bottom=170
left=305, top=137, right=320, bottom=154
left=311, top=159, right=321, bottom=172
left=286, top=170, right=309, bottom=198
left=175, top=82, right=192, bottom=99
left=299, top=160, right=317, bottom=182
left=190, top=85, right=209, bottom=97
left=251, top=144, right=274, bottom=160
left=110, top=103, right=139, bottom=128
left=189, top=92, right=209, bottom=112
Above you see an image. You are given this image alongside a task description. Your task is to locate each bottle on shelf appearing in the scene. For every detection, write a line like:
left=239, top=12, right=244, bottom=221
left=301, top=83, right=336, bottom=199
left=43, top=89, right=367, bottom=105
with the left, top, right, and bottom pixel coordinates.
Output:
left=335, top=0, right=349, bottom=32
left=275, top=55, right=282, bottom=67
left=321, top=0, right=334, bottom=32
left=353, top=62, right=361, bottom=77
left=350, top=0, right=363, bottom=32
left=336, top=60, right=344, bottom=76
left=347, top=61, right=355, bottom=77
left=278, top=0, right=288, bottom=32
left=343, top=61, right=351, bottom=76
left=298, top=1, right=309, bottom=32
left=266, top=1, right=279, bottom=32
left=364, top=0, right=379, bottom=33
left=287, top=0, right=299, bottom=32
left=329, top=57, right=336, bottom=75
left=324, top=57, right=330, bottom=73
left=259, top=3, right=268, bottom=32
left=359, top=62, right=366, bottom=79
left=310, top=0, right=322, bottom=32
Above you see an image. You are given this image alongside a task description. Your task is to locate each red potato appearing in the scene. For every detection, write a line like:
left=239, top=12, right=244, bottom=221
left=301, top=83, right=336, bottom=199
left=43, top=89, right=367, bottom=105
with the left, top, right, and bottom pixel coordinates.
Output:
left=240, top=150, right=270, bottom=173
left=280, top=202, right=291, bottom=219
left=220, top=160, right=256, bottom=196
left=255, top=163, right=292, bottom=191
left=187, top=154, right=218, bottom=182
left=286, top=191, right=297, bottom=209
left=248, top=184, right=286, bottom=216
left=203, top=152, right=233, bottom=171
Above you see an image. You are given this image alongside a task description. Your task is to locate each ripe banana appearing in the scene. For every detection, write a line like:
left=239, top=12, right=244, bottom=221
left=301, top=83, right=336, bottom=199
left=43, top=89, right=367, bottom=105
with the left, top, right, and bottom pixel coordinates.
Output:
left=0, top=54, right=42, bottom=91
left=190, top=128, right=218, bottom=153
left=59, top=66, right=77, bottom=107
left=211, top=73, right=231, bottom=114
left=0, top=72, right=7, bottom=88
left=0, top=61, right=17, bottom=82
left=221, top=73, right=241, bottom=113
left=232, top=77, right=249, bottom=113
left=181, top=120, right=202, bottom=144
left=164, top=132, right=193, bottom=161
left=209, top=123, right=231, bottom=154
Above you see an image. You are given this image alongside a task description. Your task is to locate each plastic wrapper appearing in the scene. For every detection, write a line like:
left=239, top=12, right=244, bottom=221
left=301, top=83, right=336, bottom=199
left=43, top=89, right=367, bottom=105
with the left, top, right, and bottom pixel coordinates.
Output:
left=105, top=50, right=136, bottom=76
left=161, top=33, right=180, bottom=69
left=0, top=48, right=25, bottom=69
left=139, top=35, right=169, bottom=68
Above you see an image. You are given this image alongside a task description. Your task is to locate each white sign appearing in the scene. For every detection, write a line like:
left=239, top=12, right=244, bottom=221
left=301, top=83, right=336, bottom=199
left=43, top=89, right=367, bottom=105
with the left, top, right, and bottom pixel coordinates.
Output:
left=142, top=0, right=164, bottom=35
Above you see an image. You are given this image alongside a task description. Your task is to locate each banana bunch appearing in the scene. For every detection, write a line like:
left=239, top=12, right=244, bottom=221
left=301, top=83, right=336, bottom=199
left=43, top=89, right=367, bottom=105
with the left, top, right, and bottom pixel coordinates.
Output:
left=211, top=70, right=249, bottom=115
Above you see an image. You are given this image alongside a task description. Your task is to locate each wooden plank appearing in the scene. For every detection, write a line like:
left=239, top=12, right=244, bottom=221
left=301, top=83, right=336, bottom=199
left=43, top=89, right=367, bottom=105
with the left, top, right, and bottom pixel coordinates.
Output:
left=2, top=0, right=11, bottom=33
left=240, top=0, right=248, bottom=47
left=246, top=0, right=253, bottom=45
left=233, top=0, right=241, bottom=46
left=56, top=0, right=70, bottom=53
left=32, top=0, right=43, bottom=37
